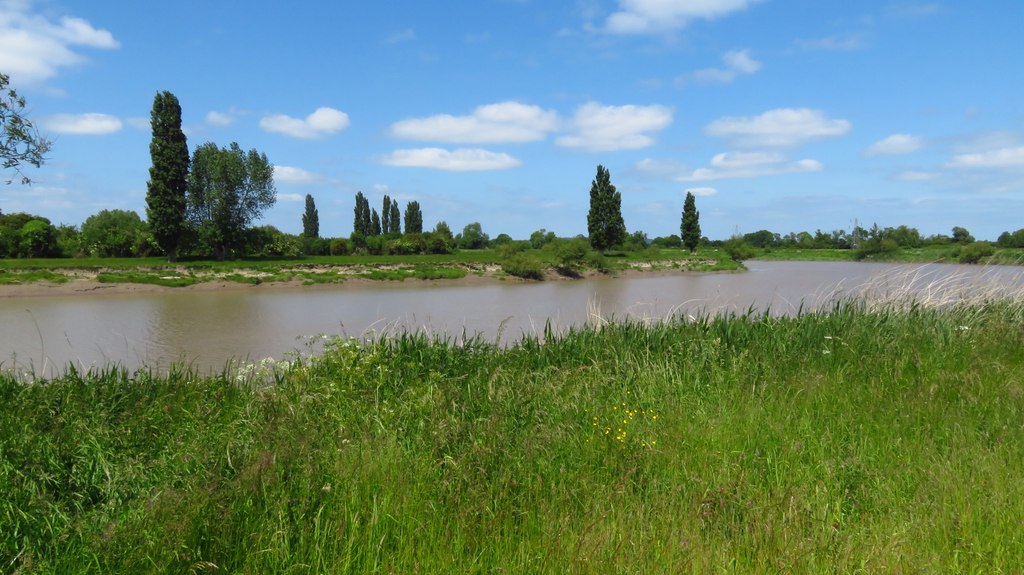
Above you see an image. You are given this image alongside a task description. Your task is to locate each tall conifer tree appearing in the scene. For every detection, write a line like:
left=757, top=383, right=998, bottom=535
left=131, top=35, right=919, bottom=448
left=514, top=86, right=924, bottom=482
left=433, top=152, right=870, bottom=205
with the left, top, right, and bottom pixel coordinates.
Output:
left=586, top=164, right=626, bottom=252
left=302, top=194, right=319, bottom=238
left=146, top=91, right=189, bottom=261
left=681, top=191, right=701, bottom=253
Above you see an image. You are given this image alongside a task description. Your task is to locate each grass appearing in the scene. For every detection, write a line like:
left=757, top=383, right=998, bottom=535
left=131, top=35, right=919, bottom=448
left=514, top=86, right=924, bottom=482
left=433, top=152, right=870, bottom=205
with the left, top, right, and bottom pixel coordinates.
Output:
left=3, top=282, right=1024, bottom=573
left=0, top=269, right=70, bottom=285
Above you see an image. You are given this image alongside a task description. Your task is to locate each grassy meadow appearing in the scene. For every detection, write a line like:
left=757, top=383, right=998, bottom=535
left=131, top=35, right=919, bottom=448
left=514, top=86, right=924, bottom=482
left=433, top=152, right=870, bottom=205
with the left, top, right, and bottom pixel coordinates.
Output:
left=3, top=285, right=1024, bottom=572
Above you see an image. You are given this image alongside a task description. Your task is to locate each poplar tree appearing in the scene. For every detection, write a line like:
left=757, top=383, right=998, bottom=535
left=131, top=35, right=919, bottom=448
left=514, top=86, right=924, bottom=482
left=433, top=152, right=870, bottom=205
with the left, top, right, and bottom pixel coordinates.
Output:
left=389, top=199, right=401, bottom=234
left=353, top=191, right=371, bottom=236
left=370, top=209, right=382, bottom=236
left=146, top=91, right=189, bottom=261
left=681, top=191, right=701, bottom=253
left=302, top=194, right=319, bottom=238
left=404, top=201, right=423, bottom=234
left=586, top=164, right=625, bottom=252
left=381, top=194, right=392, bottom=235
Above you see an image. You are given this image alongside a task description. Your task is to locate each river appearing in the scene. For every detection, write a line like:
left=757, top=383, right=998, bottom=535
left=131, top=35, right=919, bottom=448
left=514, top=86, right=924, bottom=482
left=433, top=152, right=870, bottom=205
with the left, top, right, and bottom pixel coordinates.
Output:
left=1, top=261, right=1021, bottom=377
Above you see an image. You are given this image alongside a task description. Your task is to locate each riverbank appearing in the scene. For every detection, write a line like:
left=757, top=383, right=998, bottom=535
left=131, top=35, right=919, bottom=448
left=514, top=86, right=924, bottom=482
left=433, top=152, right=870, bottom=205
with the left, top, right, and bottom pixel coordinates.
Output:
left=0, top=257, right=735, bottom=298
left=4, top=298, right=1023, bottom=573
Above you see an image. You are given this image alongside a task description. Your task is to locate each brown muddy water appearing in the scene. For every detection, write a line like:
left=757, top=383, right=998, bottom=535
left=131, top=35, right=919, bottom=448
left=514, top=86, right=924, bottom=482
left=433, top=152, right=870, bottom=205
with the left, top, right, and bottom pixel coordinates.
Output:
left=2, top=261, right=1021, bottom=377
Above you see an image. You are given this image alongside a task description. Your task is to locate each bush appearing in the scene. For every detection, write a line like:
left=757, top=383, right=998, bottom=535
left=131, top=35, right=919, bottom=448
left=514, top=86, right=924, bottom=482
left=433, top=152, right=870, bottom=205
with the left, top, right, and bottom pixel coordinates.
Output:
left=80, top=209, right=148, bottom=257
left=502, top=254, right=545, bottom=280
left=724, top=237, right=755, bottom=261
left=958, top=242, right=994, bottom=264
left=329, top=238, right=350, bottom=256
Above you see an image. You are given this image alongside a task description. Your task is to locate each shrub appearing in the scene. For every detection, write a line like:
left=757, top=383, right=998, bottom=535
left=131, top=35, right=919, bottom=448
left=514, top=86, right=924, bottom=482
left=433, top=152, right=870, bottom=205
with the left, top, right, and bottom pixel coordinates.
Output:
left=502, top=254, right=545, bottom=280
left=724, top=237, right=755, bottom=261
left=329, top=238, right=350, bottom=256
left=958, top=241, right=994, bottom=264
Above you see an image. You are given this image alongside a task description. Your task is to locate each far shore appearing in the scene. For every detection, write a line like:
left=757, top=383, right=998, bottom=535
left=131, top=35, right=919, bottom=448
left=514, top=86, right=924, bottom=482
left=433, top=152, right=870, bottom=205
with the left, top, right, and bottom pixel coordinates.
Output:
left=0, top=261, right=730, bottom=298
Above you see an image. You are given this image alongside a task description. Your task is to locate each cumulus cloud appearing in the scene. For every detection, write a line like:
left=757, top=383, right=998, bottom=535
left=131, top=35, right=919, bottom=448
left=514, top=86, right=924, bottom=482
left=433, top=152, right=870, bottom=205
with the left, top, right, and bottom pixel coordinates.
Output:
left=604, top=0, right=763, bottom=34
left=260, top=107, right=350, bottom=139
left=687, top=49, right=762, bottom=84
left=274, top=166, right=322, bottom=184
left=276, top=193, right=305, bottom=202
left=556, top=102, right=673, bottom=152
left=678, top=151, right=823, bottom=181
left=41, top=113, right=122, bottom=135
left=205, top=111, right=235, bottom=127
left=865, top=133, right=924, bottom=156
left=947, top=146, right=1024, bottom=169
left=380, top=148, right=522, bottom=171
left=0, top=2, right=119, bottom=84
left=390, top=101, right=559, bottom=144
left=704, top=108, right=851, bottom=147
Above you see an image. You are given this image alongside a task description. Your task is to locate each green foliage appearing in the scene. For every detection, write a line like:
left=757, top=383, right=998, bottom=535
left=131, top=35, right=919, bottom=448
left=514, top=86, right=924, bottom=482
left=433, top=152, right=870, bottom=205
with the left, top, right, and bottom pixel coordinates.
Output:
left=145, top=91, right=189, bottom=262
left=502, top=253, right=545, bottom=279
left=329, top=238, right=350, bottom=256
left=723, top=236, right=755, bottom=261
left=353, top=192, right=371, bottom=236
left=651, top=234, right=682, bottom=249
left=370, top=209, right=382, bottom=236
left=457, top=222, right=489, bottom=250
left=587, top=165, right=626, bottom=252
left=80, top=210, right=150, bottom=258
left=952, top=226, right=975, bottom=244
left=403, top=201, right=423, bottom=234
left=301, top=194, right=319, bottom=238
left=958, top=241, right=995, bottom=264
left=0, top=215, right=58, bottom=258
left=529, top=228, right=557, bottom=249
left=389, top=199, right=401, bottom=235
left=186, top=141, right=277, bottom=260
left=1, top=73, right=51, bottom=185
left=681, top=191, right=701, bottom=253
left=996, top=229, right=1024, bottom=248
left=243, top=226, right=302, bottom=258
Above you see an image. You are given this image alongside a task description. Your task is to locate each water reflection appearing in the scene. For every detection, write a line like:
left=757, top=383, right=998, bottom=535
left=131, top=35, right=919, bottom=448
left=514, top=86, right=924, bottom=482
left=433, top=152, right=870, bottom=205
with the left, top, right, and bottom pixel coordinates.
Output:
left=1, top=261, right=1020, bottom=377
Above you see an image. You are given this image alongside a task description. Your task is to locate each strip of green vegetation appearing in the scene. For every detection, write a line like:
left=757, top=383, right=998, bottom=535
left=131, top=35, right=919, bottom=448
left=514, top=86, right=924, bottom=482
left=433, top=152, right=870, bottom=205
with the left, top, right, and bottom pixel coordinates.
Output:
left=95, top=271, right=198, bottom=288
left=3, top=297, right=1023, bottom=573
left=0, top=269, right=70, bottom=285
left=359, top=265, right=468, bottom=282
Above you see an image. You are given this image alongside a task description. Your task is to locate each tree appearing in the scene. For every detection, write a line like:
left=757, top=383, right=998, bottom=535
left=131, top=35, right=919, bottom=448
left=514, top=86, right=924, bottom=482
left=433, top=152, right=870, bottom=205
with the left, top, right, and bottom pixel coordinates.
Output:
left=353, top=192, right=371, bottom=236
left=302, top=194, right=319, bottom=238
left=458, top=222, right=489, bottom=249
left=404, top=201, right=423, bottom=234
left=681, top=191, right=701, bottom=253
left=381, top=194, right=392, bottom=235
left=80, top=209, right=150, bottom=257
left=389, top=199, right=401, bottom=234
left=1, top=73, right=51, bottom=185
left=370, top=209, right=382, bottom=236
left=186, top=141, right=276, bottom=260
left=586, top=165, right=626, bottom=252
left=952, top=226, right=974, bottom=244
left=146, top=91, right=189, bottom=261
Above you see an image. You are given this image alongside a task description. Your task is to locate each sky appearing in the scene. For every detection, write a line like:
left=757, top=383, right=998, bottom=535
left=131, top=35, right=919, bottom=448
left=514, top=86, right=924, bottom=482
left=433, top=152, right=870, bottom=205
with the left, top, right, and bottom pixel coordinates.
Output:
left=1, top=0, right=1022, bottom=241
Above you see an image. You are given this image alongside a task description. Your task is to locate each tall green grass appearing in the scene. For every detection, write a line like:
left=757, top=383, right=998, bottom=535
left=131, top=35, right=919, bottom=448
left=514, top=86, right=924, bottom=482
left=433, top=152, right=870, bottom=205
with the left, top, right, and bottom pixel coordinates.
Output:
left=3, top=297, right=1023, bottom=573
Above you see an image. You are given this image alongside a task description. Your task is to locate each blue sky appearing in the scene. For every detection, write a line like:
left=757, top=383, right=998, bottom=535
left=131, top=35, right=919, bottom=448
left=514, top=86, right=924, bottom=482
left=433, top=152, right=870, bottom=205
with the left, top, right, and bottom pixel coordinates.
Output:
left=1, top=0, right=1022, bottom=240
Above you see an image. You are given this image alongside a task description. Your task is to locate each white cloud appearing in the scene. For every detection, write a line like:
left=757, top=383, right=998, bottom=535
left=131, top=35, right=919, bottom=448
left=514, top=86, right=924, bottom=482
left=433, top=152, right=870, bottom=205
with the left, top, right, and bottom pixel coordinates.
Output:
left=274, top=166, right=322, bottom=184
left=260, top=107, right=350, bottom=139
left=205, top=111, right=235, bottom=127
left=704, top=108, right=851, bottom=147
left=556, top=102, right=673, bottom=152
left=0, top=2, right=119, bottom=84
left=865, top=133, right=924, bottom=156
left=947, top=146, right=1024, bottom=169
left=390, top=101, right=559, bottom=144
left=678, top=151, right=823, bottom=181
left=380, top=148, right=522, bottom=171
left=686, top=187, right=719, bottom=196
left=125, top=116, right=150, bottom=130
left=41, top=113, right=122, bottom=135
left=688, top=49, right=762, bottom=84
left=604, top=0, right=763, bottom=34
left=276, top=193, right=304, bottom=202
